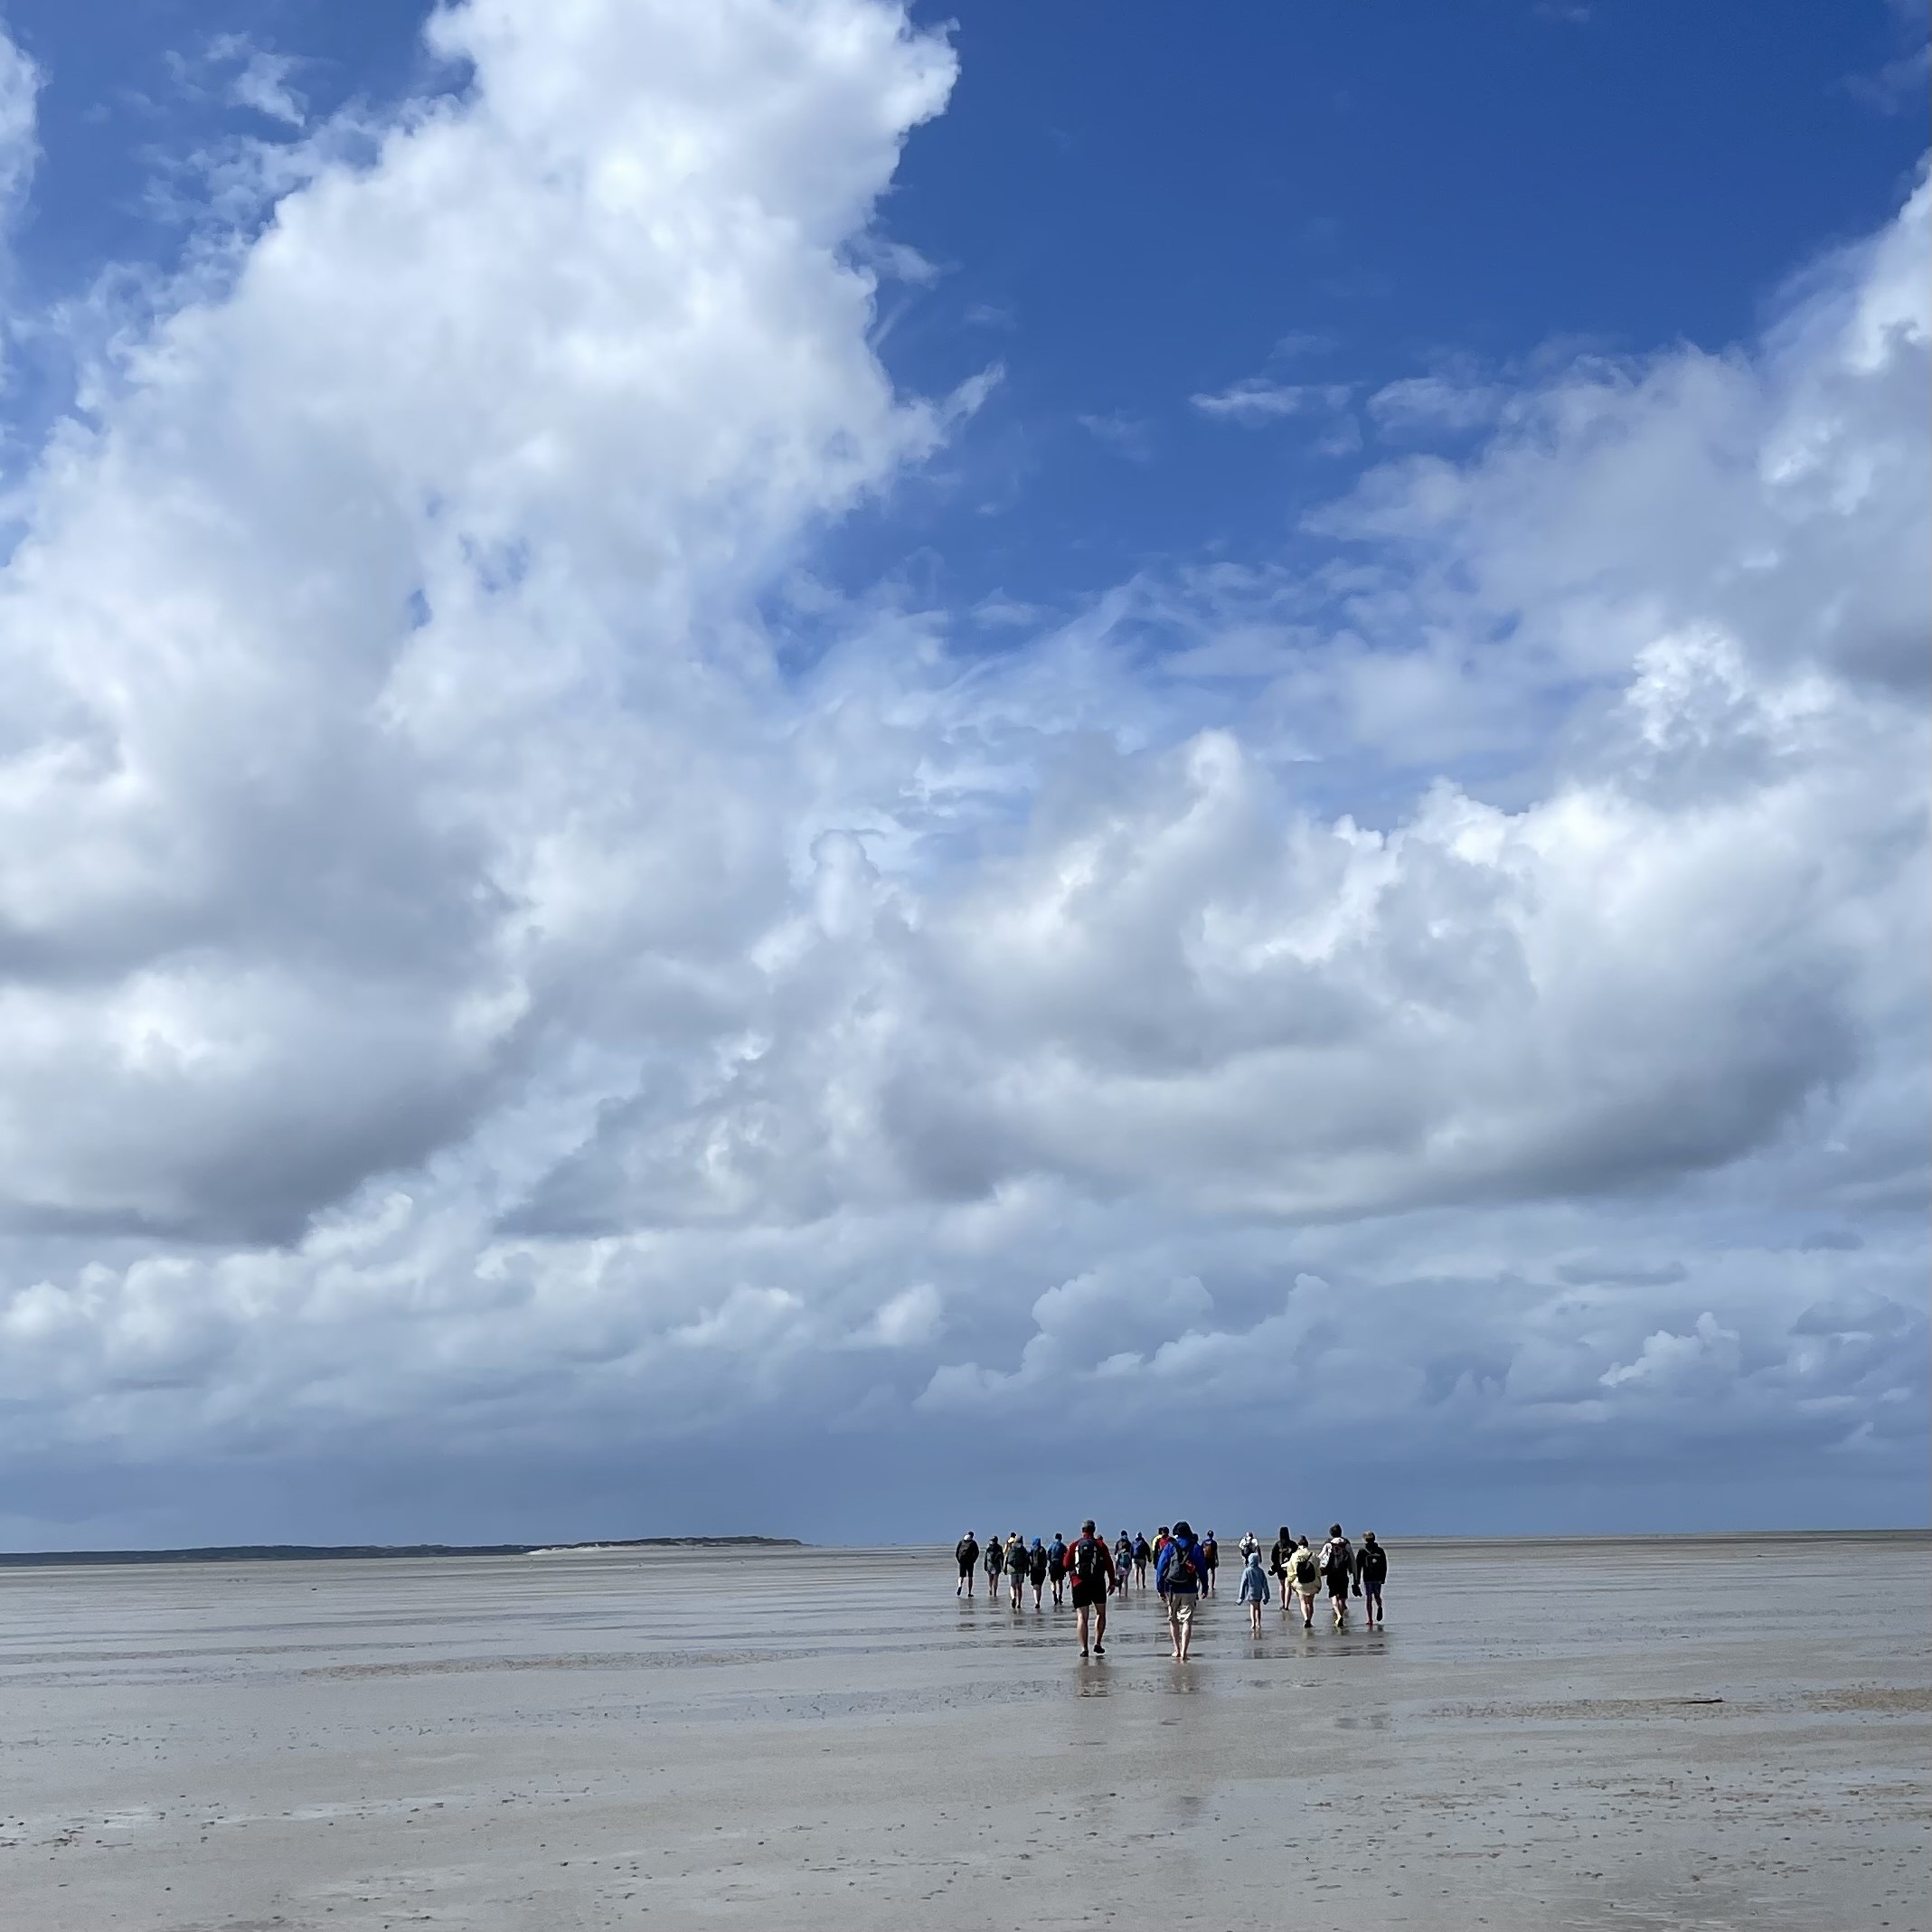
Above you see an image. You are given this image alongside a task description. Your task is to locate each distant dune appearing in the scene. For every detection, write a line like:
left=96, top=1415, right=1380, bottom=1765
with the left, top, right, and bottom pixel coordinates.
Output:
left=0, top=1536, right=805, bottom=1567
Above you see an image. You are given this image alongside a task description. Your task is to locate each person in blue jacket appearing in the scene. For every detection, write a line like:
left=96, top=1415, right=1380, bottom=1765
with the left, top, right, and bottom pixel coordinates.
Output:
left=1155, top=1519, right=1206, bottom=1660
left=1238, top=1544, right=1271, bottom=1635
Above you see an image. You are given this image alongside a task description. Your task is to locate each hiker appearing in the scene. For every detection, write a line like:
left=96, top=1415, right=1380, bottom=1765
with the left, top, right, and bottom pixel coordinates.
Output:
left=1239, top=1543, right=1271, bottom=1635
left=1113, top=1531, right=1134, bottom=1595
left=1319, top=1524, right=1354, bottom=1628
left=1069, top=1519, right=1115, bottom=1657
left=985, top=1533, right=1004, bottom=1596
left=1155, top=1520, right=1205, bottom=1659
left=1029, top=1537, right=1050, bottom=1607
left=1201, top=1531, right=1220, bottom=1594
left=1047, top=1531, right=1069, bottom=1607
left=1288, top=1536, right=1321, bottom=1627
left=1268, top=1527, right=1293, bottom=1607
left=1006, top=1533, right=1027, bottom=1607
left=1356, top=1531, right=1389, bottom=1627
left=956, top=1530, right=980, bottom=1596
left=1239, top=1530, right=1261, bottom=1564
left=1132, top=1532, right=1151, bottom=1588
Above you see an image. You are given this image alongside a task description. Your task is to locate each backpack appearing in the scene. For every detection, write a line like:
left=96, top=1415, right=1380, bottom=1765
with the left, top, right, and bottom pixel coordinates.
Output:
left=1072, top=1536, right=1104, bottom=1585
left=1324, top=1540, right=1352, bottom=1586
left=1293, top=1549, right=1319, bottom=1588
left=1164, top=1541, right=1201, bottom=1592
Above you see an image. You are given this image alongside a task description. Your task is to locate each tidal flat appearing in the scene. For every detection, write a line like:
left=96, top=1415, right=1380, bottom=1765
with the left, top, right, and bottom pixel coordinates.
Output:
left=2, top=1534, right=1925, bottom=1930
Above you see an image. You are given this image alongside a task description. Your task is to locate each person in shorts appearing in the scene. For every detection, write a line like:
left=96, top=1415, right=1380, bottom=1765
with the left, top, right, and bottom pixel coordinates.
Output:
left=1068, top=1520, right=1115, bottom=1657
left=1005, top=1532, right=1027, bottom=1608
left=1046, top=1531, right=1069, bottom=1607
left=1356, top=1531, right=1389, bottom=1627
left=1288, top=1536, right=1321, bottom=1627
left=1319, top=1524, right=1355, bottom=1628
left=1156, top=1519, right=1206, bottom=1660
left=955, top=1530, right=980, bottom=1596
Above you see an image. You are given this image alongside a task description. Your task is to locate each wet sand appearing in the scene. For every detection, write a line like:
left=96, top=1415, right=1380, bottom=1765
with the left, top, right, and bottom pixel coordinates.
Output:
left=2, top=1534, right=1925, bottom=1930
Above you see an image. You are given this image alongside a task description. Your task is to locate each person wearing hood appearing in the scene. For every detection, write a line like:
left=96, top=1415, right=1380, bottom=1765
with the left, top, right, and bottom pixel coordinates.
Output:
left=1238, top=1543, right=1272, bottom=1635
left=1155, top=1520, right=1207, bottom=1660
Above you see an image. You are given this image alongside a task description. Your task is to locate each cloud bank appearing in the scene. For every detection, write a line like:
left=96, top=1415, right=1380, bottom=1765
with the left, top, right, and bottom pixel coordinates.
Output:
left=0, top=0, right=1924, bottom=1544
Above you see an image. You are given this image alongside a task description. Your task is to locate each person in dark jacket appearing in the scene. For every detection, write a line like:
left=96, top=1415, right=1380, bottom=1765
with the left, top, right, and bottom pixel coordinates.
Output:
left=955, top=1531, right=980, bottom=1596
left=1318, top=1524, right=1355, bottom=1629
left=1355, top=1531, right=1389, bottom=1627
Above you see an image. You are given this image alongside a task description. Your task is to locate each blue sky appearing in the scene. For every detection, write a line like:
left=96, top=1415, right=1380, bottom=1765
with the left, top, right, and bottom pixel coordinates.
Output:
left=0, top=0, right=1925, bottom=1548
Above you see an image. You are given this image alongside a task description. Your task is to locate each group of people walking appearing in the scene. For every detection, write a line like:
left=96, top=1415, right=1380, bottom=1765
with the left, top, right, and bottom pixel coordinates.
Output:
left=951, top=1522, right=1389, bottom=1659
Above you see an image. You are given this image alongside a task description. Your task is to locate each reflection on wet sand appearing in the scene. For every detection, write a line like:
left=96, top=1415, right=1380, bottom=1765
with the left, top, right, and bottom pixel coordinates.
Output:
left=2, top=1534, right=1925, bottom=1930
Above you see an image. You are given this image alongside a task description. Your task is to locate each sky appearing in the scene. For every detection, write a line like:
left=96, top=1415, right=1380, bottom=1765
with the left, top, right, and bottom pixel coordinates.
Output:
left=0, top=0, right=1925, bottom=1550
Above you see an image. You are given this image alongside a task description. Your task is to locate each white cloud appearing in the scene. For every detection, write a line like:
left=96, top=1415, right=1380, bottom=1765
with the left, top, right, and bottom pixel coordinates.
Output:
left=1077, top=410, right=1151, bottom=459
left=1367, top=372, right=1509, bottom=434
left=0, top=21, right=38, bottom=232
left=0, top=2, right=1923, bottom=1539
left=1191, top=377, right=1351, bottom=423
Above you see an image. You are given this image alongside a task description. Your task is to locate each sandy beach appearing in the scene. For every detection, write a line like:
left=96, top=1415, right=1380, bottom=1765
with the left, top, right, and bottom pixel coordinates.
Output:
left=2, top=1533, right=1925, bottom=1930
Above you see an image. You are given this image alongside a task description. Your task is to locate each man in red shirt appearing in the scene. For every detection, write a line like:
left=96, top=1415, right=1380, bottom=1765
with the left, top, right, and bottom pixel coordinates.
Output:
left=1068, top=1519, right=1116, bottom=1658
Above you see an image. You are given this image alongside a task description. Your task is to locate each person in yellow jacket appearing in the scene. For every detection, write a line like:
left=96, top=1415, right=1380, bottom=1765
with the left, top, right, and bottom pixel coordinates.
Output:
left=1286, top=1535, right=1322, bottom=1629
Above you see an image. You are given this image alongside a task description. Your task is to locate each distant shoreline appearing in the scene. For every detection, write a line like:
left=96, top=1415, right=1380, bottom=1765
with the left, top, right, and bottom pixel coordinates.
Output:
left=0, top=1527, right=1922, bottom=1569
left=0, top=1536, right=806, bottom=1568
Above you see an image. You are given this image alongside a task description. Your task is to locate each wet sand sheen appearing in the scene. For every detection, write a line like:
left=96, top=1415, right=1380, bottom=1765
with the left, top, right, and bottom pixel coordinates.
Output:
left=2, top=1534, right=1926, bottom=1929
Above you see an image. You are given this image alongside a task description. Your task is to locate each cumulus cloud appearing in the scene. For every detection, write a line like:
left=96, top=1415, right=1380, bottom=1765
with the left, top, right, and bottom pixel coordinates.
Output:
left=0, top=3, right=1923, bottom=1541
